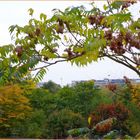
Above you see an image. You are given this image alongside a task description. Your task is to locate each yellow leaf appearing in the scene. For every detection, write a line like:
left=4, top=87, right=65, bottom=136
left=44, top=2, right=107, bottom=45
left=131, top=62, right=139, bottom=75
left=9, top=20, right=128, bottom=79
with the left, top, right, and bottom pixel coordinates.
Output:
left=88, top=116, right=92, bottom=125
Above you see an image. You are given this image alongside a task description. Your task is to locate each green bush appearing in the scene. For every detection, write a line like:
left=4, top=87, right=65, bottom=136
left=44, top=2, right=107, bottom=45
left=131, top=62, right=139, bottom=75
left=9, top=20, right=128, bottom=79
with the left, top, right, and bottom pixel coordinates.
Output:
left=113, top=85, right=140, bottom=136
left=45, top=109, right=86, bottom=138
left=26, top=88, right=49, bottom=109
left=42, top=80, right=61, bottom=93
left=28, top=81, right=113, bottom=119
left=124, top=103, right=140, bottom=136
left=56, top=82, right=113, bottom=117
left=10, top=109, right=47, bottom=138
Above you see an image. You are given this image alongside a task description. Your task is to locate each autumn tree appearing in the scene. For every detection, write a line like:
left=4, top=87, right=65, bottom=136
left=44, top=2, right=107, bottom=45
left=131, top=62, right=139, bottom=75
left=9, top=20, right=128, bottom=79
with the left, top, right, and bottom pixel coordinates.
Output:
left=0, top=1, right=139, bottom=84
left=0, top=84, right=32, bottom=136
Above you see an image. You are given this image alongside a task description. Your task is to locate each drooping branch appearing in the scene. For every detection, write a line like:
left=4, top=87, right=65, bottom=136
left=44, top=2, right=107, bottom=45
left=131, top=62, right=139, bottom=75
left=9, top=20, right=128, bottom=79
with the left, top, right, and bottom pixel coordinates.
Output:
left=122, top=55, right=137, bottom=65
left=103, top=53, right=140, bottom=76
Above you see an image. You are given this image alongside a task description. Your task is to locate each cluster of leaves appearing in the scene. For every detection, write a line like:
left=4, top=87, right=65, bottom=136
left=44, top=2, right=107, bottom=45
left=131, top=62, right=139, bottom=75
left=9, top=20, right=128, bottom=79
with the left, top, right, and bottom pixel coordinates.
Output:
left=0, top=80, right=140, bottom=138
left=123, top=76, right=140, bottom=107
left=113, top=76, right=140, bottom=108
left=0, top=1, right=139, bottom=86
left=106, top=83, right=117, bottom=92
left=108, top=78, right=140, bottom=136
left=45, top=109, right=85, bottom=138
left=0, top=80, right=112, bottom=138
left=42, top=80, right=61, bottom=93
left=0, top=84, right=32, bottom=137
left=88, top=103, right=130, bottom=130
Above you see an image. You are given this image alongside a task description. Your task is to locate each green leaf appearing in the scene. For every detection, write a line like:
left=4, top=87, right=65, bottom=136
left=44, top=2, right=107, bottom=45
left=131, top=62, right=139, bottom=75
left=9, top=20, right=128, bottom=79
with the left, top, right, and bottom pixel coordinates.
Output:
left=41, top=49, right=57, bottom=58
left=103, top=4, right=108, bottom=11
left=0, top=44, right=14, bottom=58
left=111, top=1, right=124, bottom=10
left=29, top=56, right=40, bottom=68
left=64, top=35, right=68, bottom=42
left=34, top=68, right=46, bottom=83
left=28, top=8, right=34, bottom=16
left=9, top=25, right=17, bottom=34
left=40, top=13, right=47, bottom=21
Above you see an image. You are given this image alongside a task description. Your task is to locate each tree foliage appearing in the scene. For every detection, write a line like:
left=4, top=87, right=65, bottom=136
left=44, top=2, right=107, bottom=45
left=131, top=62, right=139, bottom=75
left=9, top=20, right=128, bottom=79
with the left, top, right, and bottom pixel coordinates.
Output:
left=0, top=84, right=32, bottom=136
left=0, top=80, right=140, bottom=138
left=45, top=109, right=85, bottom=138
left=0, top=1, right=139, bottom=85
left=42, top=80, right=61, bottom=93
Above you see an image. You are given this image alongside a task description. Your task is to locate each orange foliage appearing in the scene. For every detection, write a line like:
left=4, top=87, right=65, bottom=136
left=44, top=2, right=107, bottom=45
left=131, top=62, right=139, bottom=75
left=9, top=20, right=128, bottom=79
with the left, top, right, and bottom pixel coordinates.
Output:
left=131, top=84, right=140, bottom=107
left=106, top=83, right=117, bottom=92
left=124, top=76, right=140, bottom=107
left=0, top=84, right=32, bottom=127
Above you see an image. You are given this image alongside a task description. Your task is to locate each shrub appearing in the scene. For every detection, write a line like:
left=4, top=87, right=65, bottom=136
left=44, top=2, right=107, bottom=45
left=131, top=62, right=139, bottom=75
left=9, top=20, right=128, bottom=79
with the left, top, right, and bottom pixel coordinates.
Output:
left=125, top=103, right=140, bottom=136
left=88, top=102, right=130, bottom=129
left=10, top=109, right=47, bottom=138
left=115, top=77, right=140, bottom=108
left=45, top=109, right=86, bottom=138
left=21, top=110, right=47, bottom=138
left=26, top=88, right=49, bottom=109
left=56, top=83, right=113, bottom=117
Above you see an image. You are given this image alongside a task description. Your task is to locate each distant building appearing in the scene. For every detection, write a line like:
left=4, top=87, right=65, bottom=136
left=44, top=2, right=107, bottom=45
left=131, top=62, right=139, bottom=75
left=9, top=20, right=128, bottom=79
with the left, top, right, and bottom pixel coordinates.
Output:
left=94, top=79, right=109, bottom=86
left=72, top=78, right=140, bottom=87
left=94, top=78, right=140, bottom=86
left=38, top=78, right=140, bottom=87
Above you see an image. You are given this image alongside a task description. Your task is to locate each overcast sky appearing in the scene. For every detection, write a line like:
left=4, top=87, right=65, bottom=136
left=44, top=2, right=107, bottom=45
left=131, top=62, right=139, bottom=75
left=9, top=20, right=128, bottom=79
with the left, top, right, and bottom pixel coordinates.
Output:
left=0, top=1, right=140, bottom=85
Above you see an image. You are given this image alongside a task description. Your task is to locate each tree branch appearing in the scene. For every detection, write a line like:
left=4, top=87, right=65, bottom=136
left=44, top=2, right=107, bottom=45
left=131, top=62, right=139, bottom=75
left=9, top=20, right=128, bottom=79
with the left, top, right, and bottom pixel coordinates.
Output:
left=31, top=53, right=84, bottom=71
left=104, top=53, right=140, bottom=76
left=32, top=59, right=67, bottom=71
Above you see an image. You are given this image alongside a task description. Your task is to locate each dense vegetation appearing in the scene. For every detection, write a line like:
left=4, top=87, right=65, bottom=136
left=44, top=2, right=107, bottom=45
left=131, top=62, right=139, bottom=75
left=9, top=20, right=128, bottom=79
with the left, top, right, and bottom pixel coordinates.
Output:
left=0, top=80, right=140, bottom=139
left=0, top=0, right=140, bottom=139
left=0, top=1, right=139, bottom=85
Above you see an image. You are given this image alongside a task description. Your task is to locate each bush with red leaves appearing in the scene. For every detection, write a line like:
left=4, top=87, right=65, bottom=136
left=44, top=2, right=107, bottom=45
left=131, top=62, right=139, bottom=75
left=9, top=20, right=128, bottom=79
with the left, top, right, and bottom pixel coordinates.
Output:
left=89, top=103, right=130, bottom=129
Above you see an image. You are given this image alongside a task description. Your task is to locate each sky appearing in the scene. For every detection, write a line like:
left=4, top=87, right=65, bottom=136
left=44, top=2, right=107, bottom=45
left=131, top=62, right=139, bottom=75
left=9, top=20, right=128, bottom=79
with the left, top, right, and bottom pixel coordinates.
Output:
left=0, top=1, right=140, bottom=86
